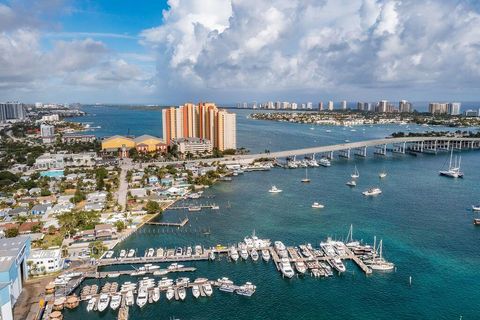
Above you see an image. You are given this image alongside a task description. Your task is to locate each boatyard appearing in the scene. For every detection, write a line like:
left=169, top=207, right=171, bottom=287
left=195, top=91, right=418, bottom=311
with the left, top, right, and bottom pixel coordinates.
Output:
left=39, top=228, right=393, bottom=320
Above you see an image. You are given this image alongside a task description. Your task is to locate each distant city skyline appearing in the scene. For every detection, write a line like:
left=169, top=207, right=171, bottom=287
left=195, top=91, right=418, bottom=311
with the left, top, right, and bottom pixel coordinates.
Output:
left=1, top=0, right=480, bottom=103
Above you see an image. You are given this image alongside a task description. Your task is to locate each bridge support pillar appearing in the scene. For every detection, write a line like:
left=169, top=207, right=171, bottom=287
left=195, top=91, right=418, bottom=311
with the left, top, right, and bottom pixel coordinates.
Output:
left=392, top=142, right=406, bottom=154
left=374, top=144, right=387, bottom=156
left=354, top=146, right=367, bottom=157
left=324, top=151, right=334, bottom=160
left=339, top=149, right=351, bottom=159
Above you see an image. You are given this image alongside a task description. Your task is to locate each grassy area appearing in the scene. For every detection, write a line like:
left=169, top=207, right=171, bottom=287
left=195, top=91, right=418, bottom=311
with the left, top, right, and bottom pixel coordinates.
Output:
left=35, top=232, right=64, bottom=249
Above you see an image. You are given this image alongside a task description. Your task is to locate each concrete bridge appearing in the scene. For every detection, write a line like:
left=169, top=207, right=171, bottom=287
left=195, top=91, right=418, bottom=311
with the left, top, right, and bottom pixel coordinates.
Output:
left=126, top=136, right=480, bottom=169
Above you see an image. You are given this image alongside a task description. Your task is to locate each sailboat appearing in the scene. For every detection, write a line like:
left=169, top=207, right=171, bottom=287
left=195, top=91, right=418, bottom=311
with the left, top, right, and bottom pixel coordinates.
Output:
left=351, top=165, right=359, bottom=179
left=345, top=224, right=359, bottom=247
left=439, top=149, right=463, bottom=178
left=301, top=167, right=311, bottom=183
left=365, top=237, right=394, bottom=271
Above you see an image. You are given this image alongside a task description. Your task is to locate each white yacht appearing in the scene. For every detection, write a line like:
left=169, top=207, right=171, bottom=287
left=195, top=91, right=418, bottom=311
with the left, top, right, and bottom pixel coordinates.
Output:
left=362, top=188, right=382, bottom=196
left=110, top=294, right=121, bottom=310
left=472, top=205, right=480, bottom=211
left=209, top=250, right=216, bottom=260
left=319, top=158, right=331, bottom=167
left=119, top=249, right=126, bottom=258
left=239, top=245, right=249, bottom=260
left=167, top=263, right=184, bottom=270
left=320, top=240, right=337, bottom=257
left=229, top=246, right=239, bottom=261
left=97, top=294, right=110, bottom=312
left=311, top=202, right=324, bottom=209
left=379, top=169, right=387, bottom=178
left=166, top=287, right=174, bottom=301
left=235, top=282, right=256, bottom=296
left=136, top=287, right=148, bottom=307
left=125, top=290, right=134, bottom=306
left=86, top=297, right=96, bottom=312
left=261, top=249, right=271, bottom=261
left=346, top=180, right=356, bottom=187
left=250, top=248, right=259, bottom=261
left=439, top=149, right=464, bottom=178
left=274, top=241, right=286, bottom=251
left=176, top=277, right=190, bottom=286
left=192, top=285, right=200, bottom=298
left=152, top=287, right=160, bottom=302
left=279, top=258, right=295, bottom=278
left=351, top=165, right=360, bottom=179
left=294, top=261, right=307, bottom=274
left=269, top=185, right=282, bottom=193
left=127, top=249, right=135, bottom=258
left=105, top=251, right=114, bottom=259
left=328, top=257, right=346, bottom=273
left=178, top=287, right=186, bottom=300
left=158, top=278, right=174, bottom=289
left=147, top=248, right=154, bottom=257
left=203, top=283, right=213, bottom=296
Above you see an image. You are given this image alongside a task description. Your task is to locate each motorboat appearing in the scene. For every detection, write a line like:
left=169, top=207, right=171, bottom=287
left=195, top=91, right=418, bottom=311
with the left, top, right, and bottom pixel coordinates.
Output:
left=217, top=277, right=233, bottom=286
left=203, top=283, right=213, bottom=296
left=320, top=240, right=336, bottom=257
left=362, top=188, right=382, bottom=196
left=168, top=263, right=184, bottom=270
left=209, top=250, right=216, bottom=260
left=86, top=297, right=96, bottom=312
left=328, top=258, right=346, bottom=273
left=166, top=287, right=174, bottom=300
left=474, top=218, right=480, bottom=225
left=119, top=249, right=126, bottom=258
left=346, top=180, right=356, bottom=187
left=472, top=205, right=480, bottom=211
left=299, top=245, right=312, bottom=258
left=178, top=287, right=186, bottom=300
left=279, top=258, right=295, bottom=278
left=97, top=294, right=110, bottom=312
left=351, top=165, right=360, bottom=179
left=105, top=251, right=114, bottom=259
left=250, top=248, right=259, bottom=261
left=439, top=149, right=464, bottom=178
left=268, top=185, right=282, bottom=193
left=194, top=245, right=202, bottom=255
left=235, top=282, right=256, bottom=296
left=188, top=205, right=202, bottom=212
left=379, top=170, right=387, bottom=178
left=311, top=202, right=324, bottom=209
left=136, top=287, right=148, bottom=307
left=176, top=277, right=190, bottom=286
left=175, top=247, right=183, bottom=256
left=147, top=248, right=154, bottom=257
left=192, top=285, right=200, bottom=298
left=274, top=241, right=286, bottom=251
left=156, top=248, right=164, bottom=257
left=211, top=204, right=220, bottom=210
left=319, top=158, right=331, bottom=167
left=239, top=245, right=249, bottom=260
left=158, top=278, right=174, bottom=289
left=261, top=249, right=271, bottom=261
left=294, top=261, right=307, bottom=274
left=110, top=294, right=121, bottom=310
left=229, top=247, right=239, bottom=261
left=127, top=249, right=135, bottom=258
left=107, top=273, right=120, bottom=278
left=152, top=287, right=160, bottom=302
left=125, top=290, right=134, bottom=306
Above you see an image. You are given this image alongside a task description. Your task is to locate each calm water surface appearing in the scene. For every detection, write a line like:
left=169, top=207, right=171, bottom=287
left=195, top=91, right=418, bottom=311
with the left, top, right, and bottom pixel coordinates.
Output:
left=65, top=106, right=480, bottom=319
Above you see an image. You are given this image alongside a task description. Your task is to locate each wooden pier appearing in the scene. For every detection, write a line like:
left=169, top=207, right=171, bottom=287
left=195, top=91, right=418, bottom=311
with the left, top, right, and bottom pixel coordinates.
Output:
left=169, top=204, right=218, bottom=210
left=144, top=217, right=189, bottom=227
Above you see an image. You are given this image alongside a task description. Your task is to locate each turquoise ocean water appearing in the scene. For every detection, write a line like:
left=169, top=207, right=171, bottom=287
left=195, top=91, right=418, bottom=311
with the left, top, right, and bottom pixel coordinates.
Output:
left=65, top=106, right=480, bottom=319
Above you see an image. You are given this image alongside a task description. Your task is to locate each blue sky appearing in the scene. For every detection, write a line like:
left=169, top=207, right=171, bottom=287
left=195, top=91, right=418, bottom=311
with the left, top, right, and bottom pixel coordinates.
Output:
left=1, top=0, right=480, bottom=104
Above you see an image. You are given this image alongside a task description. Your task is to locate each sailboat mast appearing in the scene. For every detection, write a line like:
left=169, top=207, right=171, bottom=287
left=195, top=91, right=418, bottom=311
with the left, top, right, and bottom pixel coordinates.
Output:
left=449, top=149, right=453, bottom=169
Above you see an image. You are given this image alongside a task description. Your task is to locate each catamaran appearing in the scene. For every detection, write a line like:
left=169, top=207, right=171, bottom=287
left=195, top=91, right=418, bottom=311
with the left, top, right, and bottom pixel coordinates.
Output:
left=351, top=165, right=360, bottom=179
left=439, top=149, right=464, bottom=178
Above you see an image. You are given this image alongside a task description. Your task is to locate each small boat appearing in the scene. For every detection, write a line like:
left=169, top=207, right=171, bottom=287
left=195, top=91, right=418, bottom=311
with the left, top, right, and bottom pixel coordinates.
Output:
left=351, top=165, right=360, bottom=179
left=261, top=249, right=270, bottom=261
left=240, top=246, right=249, bottom=260
left=125, top=290, right=134, bottom=306
left=110, top=294, right=121, bottom=310
left=168, top=263, right=184, bottom=270
left=166, top=287, right=174, bottom=300
left=229, top=247, right=239, bottom=261
left=178, top=287, right=186, bottom=300
left=250, top=248, right=259, bottom=261
left=188, top=206, right=202, bottom=212
left=279, top=258, right=295, bottom=278
left=119, top=249, right=126, bottom=258
left=328, top=258, right=346, bottom=273
left=105, top=251, right=114, bottom=259
left=209, top=250, right=216, bottom=260
left=176, top=277, right=190, bottom=286
left=211, top=204, right=220, bottom=210
left=152, top=287, right=160, bottom=302
left=175, top=247, right=183, bottom=256
left=86, top=297, right=96, bottom=312
left=362, top=188, right=382, bottom=196
left=346, top=180, right=356, bottom=187
left=474, top=218, right=480, bottom=225
left=472, top=205, right=480, bottom=212
left=192, top=285, right=200, bottom=298
left=186, top=247, right=192, bottom=256
left=97, top=294, right=110, bottom=312
left=311, top=202, right=324, bottom=209
left=203, top=283, right=213, bottom=296
left=294, top=261, right=307, bottom=274
left=107, top=273, right=120, bottom=278
left=136, top=287, right=148, bottom=307
left=147, top=248, right=154, bottom=257
left=379, top=169, right=387, bottom=178
left=301, top=167, right=311, bottom=183
left=127, top=249, right=135, bottom=258
left=268, top=185, right=282, bottom=193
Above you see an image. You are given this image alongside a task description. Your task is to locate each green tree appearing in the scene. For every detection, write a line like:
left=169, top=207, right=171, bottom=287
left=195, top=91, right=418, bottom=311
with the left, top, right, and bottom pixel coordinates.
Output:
left=5, top=228, right=19, bottom=238
left=114, top=220, right=126, bottom=232
left=144, top=200, right=161, bottom=214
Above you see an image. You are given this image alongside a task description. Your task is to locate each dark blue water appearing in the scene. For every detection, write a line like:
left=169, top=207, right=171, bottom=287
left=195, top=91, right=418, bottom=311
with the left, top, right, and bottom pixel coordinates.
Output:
left=65, top=106, right=480, bottom=320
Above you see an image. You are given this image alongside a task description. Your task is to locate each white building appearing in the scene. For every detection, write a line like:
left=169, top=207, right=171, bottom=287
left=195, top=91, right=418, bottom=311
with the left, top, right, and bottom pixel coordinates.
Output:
left=173, top=138, right=213, bottom=155
left=341, top=100, right=347, bottom=110
left=327, top=101, right=334, bottom=111
left=40, top=124, right=55, bottom=144
left=448, top=102, right=461, bottom=115
left=306, top=102, right=313, bottom=109
left=34, top=154, right=64, bottom=170
left=28, top=249, right=64, bottom=275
